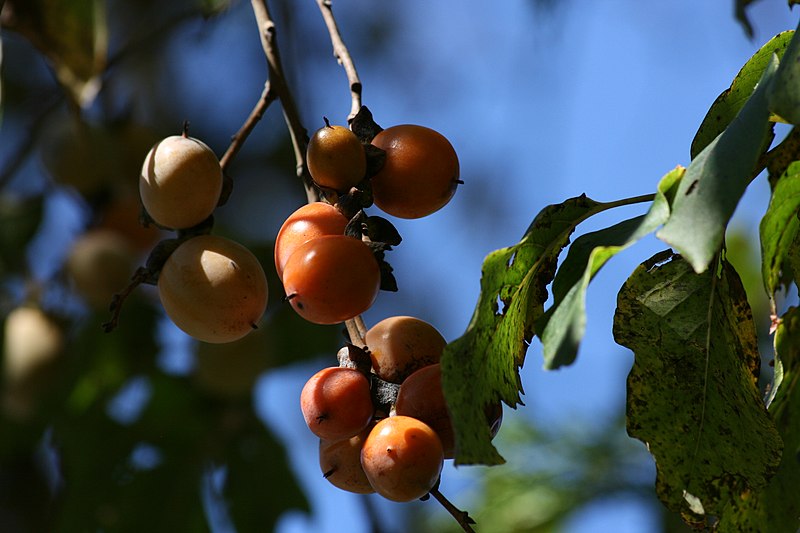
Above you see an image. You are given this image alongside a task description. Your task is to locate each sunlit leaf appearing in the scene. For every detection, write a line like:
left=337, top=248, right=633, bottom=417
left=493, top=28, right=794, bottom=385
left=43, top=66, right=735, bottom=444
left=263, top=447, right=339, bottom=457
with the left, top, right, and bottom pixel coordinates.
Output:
left=760, top=161, right=800, bottom=297
left=613, top=253, right=782, bottom=527
left=658, top=55, right=778, bottom=273
left=442, top=195, right=606, bottom=465
left=539, top=166, right=684, bottom=369
left=768, top=20, right=800, bottom=124
left=717, top=306, right=800, bottom=531
left=691, top=31, right=792, bottom=158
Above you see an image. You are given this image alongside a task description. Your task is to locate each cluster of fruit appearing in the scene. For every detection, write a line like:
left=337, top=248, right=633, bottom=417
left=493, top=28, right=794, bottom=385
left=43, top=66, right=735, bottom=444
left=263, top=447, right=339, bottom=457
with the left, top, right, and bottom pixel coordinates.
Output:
left=286, top=115, right=501, bottom=503
left=302, top=316, right=502, bottom=502
left=133, top=112, right=492, bottom=504
left=274, top=114, right=460, bottom=326
left=137, top=133, right=268, bottom=343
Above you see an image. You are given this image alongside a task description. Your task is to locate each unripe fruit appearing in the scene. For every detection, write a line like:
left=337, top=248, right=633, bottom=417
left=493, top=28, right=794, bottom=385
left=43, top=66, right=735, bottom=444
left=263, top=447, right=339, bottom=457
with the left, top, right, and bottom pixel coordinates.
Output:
left=274, top=202, right=348, bottom=280
left=300, top=367, right=374, bottom=442
left=370, top=125, right=459, bottom=219
left=2, top=306, right=64, bottom=419
left=157, top=235, right=267, bottom=343
left=139, top=135, right=223, bottom=229
left=307, top=124, right=367, bottom=191
left=365, top=316, right=446, bottom=383
left=319, top=426, right=375, bottom=494
left=66, top=229, right=136, bottom=309
left=282, top=235, right=380, bottom=325
left=360, top=415, right=444, bottom=502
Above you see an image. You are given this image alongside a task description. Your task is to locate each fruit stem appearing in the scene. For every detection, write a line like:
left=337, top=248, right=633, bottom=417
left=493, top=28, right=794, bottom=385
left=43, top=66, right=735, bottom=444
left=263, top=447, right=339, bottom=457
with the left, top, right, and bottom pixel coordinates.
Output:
left=345, top=318, right=366, bottom=348
left=429, top=485, right=476, bottom=532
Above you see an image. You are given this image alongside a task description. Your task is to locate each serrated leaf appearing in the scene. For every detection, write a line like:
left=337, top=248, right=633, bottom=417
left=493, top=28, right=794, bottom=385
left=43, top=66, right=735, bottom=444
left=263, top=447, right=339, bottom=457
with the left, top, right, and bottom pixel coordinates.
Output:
left=539, top=167, right=685, bottom=369
left=7, top=0, right=107, bottom=106
left=441, top=195, right=606, bottom=465
left=760, top=161, right=800, bottom=297
left=658, top=55, right=778, bottom=274
left=691, top=31, right=792, bottom=158
left=613, top=253, right=782, bottom=527
left=768, top=20, right=800, bottom=124
left=717, top=306, right=800, bottom=531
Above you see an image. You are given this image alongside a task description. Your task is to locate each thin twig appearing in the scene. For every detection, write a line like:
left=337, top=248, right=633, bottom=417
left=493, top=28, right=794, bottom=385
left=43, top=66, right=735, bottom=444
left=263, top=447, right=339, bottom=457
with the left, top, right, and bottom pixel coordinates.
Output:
left=315, top=0, right=362, bottom=121
left=250, top=0, right=319, bottom=203
left=101, top=267, right=150, bottom=333
left=219, top=81, right=278, bottom=172
left=430, top=487, right=476, bottom=533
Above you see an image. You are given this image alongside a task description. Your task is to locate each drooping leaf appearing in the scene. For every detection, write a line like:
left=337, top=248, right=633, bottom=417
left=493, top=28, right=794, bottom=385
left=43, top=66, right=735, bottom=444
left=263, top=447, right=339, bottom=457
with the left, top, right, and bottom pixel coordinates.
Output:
left=5, top=0, right=107, bottom=106
left=760, top=161, right=800, bottom=297
left=733, top=0, right=757, bottom=38
left=613, top=253, right=782, bottom=527
left=768, top=20, right=800, bottom=125
left=442, top=195, right=607, bottom=465
left=691, top=31, right=792, bottom=158
left=539, top=166, right=685, bottom=369
left=717, top=306, right=800, bottom=531
left=658, top=55, right=778, bottom=273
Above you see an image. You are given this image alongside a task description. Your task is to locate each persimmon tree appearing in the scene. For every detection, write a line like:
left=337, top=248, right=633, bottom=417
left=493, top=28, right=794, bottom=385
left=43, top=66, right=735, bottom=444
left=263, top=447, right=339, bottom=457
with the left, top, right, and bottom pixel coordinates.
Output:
left=1, top=1, right=799, bottom=532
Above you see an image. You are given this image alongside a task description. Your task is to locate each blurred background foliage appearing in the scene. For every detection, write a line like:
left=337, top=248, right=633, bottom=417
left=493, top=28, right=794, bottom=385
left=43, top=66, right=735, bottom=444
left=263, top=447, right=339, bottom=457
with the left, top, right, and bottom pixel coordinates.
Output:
left=0, top=0, right=785, bottom=532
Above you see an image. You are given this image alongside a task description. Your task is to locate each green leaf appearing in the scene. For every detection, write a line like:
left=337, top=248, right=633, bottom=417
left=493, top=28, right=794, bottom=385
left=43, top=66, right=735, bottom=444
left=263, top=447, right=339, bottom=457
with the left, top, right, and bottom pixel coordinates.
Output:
left=768, top=20, right=800, bottom=124
left=613, top=253, right=782, bottom=527
left=691, top=31, right=792, bottom=158
left=7, top=0, right=107, bottom=106
left=0, top=195, right=43, bottom=275
left=717, top=306, right=800, bottom=531
left=759, top=161, right=800, bottom=297
left=658, top=55, right=778, bottom=274
left=441, top=195, right=606, bottom=465
left=199, top=0, right=233, bottom=16
left=539, top=167, right=685, bottom=369
left=223, top=413, right=309, bottom=533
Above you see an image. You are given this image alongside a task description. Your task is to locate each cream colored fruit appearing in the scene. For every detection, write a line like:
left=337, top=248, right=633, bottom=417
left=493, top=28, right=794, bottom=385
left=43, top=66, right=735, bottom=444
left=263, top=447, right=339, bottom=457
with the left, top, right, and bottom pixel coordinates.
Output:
left=157, top=235, right=268, bottom=343
left=66, top=229, right=136, bottom=309
left=2, top=306, right=64, bottom=419
left=139, top=135, right=222, bottom=229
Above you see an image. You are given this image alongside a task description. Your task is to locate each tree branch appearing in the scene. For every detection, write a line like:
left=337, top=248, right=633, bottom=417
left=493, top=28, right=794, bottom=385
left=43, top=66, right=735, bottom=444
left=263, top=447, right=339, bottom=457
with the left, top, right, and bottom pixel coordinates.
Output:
left=250, top=0, right=319, bottom=203
left=315, top=0, right=363, bottom=121
left=219, top=81, right=278, bottom=172
left=430, top=486, right=476, bottom=533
